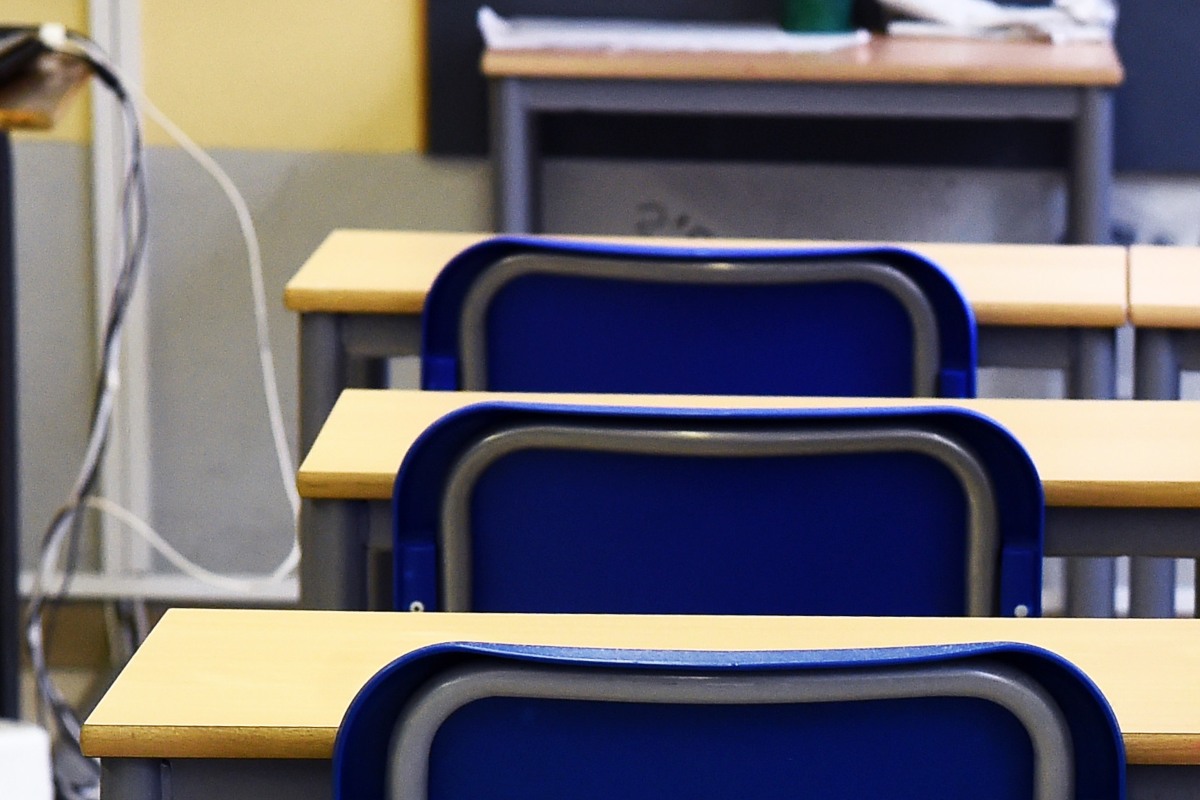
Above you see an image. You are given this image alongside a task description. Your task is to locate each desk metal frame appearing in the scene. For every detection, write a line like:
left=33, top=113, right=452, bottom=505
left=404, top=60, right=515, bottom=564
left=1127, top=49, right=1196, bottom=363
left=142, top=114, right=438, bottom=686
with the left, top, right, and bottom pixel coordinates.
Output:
left=488, top=79, right=1114, bottom=244
left=1133, top=328, right=1200, bottom=618
left=295, top=313, right=1120, bottom=614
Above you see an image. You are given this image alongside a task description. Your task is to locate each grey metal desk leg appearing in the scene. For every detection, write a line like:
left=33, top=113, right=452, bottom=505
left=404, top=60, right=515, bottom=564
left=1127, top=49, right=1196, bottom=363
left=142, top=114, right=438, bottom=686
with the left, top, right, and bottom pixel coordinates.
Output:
left=1132, top=328, right=1180, bottom=618
left=1067, top=88, right=1113, bottom=244
left=1065, top=559, right=1116, bottom=617
left=299, top=499, right=369, bottom=610
left=1068, top=328, right=1116, bottom=399
left=1065, top=327, right=1117, bottom=616
left=102, top=758, right=165, bottom=800
left=490, top=78, right=538, bottom=233
left=299, top=314, right=346, bottom=459
left=345, top=353, right=388, bottom=391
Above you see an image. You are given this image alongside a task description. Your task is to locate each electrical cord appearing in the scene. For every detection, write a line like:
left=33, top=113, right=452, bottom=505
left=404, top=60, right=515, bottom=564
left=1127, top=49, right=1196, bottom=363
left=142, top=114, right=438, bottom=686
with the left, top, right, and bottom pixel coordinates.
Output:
left=24, top=26, right=143, bottom=800
left=27, top=24, right=304, bottom=799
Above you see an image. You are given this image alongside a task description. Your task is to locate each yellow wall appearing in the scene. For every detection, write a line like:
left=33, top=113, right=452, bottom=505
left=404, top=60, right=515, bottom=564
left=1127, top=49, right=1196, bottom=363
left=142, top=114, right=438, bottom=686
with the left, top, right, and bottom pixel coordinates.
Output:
left=3, top=0, right=426, bottom=152
left=3, top=0, right=90, bottom=142
left=143, top=0, right=425, bottom=152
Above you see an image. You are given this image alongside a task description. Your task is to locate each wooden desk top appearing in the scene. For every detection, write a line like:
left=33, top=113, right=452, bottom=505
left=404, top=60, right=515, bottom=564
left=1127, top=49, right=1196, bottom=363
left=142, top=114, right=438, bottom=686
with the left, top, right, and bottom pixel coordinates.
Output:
left=297, top=390, right=1200, bottom=509
left=81, top=608, right=1200, bottom=763
left=482, top=36, right=1123, bottom=87
left=1128, top=245, right=1200, bottom=329
left=284, top=230, right=1128, bottom=328
left=0, top=53, right=89, bottom=130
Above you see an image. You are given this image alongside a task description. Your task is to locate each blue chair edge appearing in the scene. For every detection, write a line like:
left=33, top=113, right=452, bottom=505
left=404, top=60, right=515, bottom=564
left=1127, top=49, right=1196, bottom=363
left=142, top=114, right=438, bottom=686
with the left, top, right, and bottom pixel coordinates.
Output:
left=332, top=639, right=1124, bottom=800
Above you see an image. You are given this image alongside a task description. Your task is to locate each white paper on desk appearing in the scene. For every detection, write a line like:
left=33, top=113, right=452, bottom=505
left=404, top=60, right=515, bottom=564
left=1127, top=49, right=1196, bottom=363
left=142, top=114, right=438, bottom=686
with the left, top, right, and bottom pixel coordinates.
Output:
left=879, top=0, right=1114, bottom=43
left=478, top=6, right=870, bottom=54
left=887, top=20, right=1111, bottom=43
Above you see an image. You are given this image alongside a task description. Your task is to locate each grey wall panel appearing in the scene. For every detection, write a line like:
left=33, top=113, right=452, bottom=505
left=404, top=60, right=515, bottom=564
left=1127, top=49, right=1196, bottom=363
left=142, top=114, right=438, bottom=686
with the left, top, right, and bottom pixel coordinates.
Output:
left=13, top=140, right=96, bottom=570
left=541, top=159, right=1068, bottom=242
left=1113, top=176, right=1200, bottom=247
left=143, top=149, right=489, bottom=573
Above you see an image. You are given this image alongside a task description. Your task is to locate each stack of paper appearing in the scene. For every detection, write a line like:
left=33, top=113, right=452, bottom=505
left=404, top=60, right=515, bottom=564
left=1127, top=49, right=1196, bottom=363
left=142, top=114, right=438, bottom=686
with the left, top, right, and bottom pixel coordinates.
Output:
left=478, top=7, right=870, bottom=54
left=880, top=0, right=1116, bottom=43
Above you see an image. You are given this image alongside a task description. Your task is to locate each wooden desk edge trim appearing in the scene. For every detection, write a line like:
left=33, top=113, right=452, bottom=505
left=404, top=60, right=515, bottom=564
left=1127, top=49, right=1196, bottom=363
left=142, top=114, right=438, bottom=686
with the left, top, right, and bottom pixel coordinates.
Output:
left=81, top=724, right=335, bottom=760
left=283, top=287, right=426, bottom=315
left=1128, top=306, right=1200, bottom=330
left=480, top=50, right=1124, bottom=87
left=297, top=472, right=392, bottom=501
left=296, top=473, right=1200, bottom=509
left=284, top=290, right=1129, bottom=326
left=971, top=303, right=1127, bottom=328
left=76, top=725, right=1198, bottom=765
left=1124, top=733, right=1200, bottom=766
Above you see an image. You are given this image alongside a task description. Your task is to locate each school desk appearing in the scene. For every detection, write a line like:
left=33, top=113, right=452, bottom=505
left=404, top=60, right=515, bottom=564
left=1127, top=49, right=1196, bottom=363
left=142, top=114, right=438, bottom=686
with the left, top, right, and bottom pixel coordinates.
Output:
left=481, top=37, right=1123, bottom=240
left=82, top=608, right=1200, bottom=800
left=284, top=229, right=1129, bottom=460
left=294, top=390, right=1200, bottom=612
left=0, top=49, right=89, bottom=718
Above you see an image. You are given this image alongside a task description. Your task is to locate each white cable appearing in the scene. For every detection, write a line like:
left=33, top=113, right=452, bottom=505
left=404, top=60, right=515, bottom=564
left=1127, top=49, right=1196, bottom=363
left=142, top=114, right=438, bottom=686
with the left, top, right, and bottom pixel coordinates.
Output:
left=67, top=36, right=303, bottom=524
left=83, top=497, right=294, bottom=593
left=136, top=96, right=302, bottom=524
left=133, top=94, right=300, bottom=580
left=63, top=40, right=301, bottom=581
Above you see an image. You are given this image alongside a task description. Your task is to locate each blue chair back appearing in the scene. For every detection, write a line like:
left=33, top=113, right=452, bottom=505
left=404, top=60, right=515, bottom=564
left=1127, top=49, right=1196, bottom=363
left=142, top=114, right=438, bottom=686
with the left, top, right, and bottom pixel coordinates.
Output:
left=333, top=641, right=1125, bottom=800
left=421, top=238, right=976, bottom=397
left=393, top=403, right=1042, bottom=617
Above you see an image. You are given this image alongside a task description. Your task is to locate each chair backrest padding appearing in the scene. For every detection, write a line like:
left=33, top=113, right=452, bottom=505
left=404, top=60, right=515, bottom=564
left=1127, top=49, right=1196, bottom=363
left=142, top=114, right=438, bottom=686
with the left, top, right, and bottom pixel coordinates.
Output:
left=421, top=239, right=977, bottom=398
left=392, top=404, right=1043, bottom=617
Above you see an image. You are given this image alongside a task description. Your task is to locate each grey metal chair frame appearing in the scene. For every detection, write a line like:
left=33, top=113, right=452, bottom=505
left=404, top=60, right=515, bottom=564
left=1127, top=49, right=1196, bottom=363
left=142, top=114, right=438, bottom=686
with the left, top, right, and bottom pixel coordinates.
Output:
left=387, top=660, right=1074, bottom=800
left=438, top=423, right=1000, bottom=615
left=458, top=254, right=943, bottom=395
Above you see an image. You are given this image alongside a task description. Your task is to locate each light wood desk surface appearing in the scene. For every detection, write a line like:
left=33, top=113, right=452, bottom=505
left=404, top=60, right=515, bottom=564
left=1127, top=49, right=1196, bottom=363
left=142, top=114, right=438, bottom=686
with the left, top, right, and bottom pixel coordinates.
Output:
left=297, top=390, right=1200, bottom=509
left=1129, top=245, right=1200, bottom=329
left=284, top=229, right=1128, bottom=328
left=81, top=608, right=1200, bottom=764
left=0, top=52, right=89, bottom=129
left=482, top=37, right=1123, bottom=87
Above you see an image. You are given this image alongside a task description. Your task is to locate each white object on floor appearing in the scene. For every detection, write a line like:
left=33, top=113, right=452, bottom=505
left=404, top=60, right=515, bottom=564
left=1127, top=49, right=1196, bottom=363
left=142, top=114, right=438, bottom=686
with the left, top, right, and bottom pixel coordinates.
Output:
left=477, top=6, right=870, bottom=54
left=0, top=721, right=53, bottom=800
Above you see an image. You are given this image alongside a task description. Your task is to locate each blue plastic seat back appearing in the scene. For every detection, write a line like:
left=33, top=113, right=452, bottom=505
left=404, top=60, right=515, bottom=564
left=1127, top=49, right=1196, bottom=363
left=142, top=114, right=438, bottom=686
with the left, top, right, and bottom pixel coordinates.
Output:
left=393, top=403, right=1042, bottom=617
left=421, top=238, right=976, bottom=398
left=332, top=641, right=1125, bottom=800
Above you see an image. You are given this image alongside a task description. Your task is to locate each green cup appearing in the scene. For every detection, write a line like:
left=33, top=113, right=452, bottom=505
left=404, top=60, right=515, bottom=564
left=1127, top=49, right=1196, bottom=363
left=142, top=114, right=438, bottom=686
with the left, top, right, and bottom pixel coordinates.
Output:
left=782, top=0, right=856, bottom=32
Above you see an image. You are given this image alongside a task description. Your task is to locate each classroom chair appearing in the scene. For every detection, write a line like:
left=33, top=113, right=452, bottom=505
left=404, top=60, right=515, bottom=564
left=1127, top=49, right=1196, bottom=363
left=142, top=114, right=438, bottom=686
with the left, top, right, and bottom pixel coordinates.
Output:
left=421, top=238, right=976, bottom=397
left=392, top=403, right=1043, bottom=617
left=332, top=641, right=1125, bottom=800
